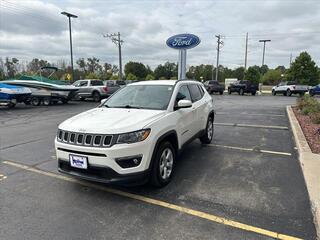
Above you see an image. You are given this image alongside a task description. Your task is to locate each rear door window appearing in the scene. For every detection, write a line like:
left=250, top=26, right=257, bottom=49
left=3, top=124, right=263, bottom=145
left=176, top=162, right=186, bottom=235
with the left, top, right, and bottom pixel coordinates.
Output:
left=188, top=84, right=202, bottom=102
left=90, top=80, right=104, bottom=86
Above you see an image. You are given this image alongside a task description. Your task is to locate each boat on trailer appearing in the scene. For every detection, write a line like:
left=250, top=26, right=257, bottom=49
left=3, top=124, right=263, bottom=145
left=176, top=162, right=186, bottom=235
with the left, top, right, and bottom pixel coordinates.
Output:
left=0, top=83, right=32, bottom=108
left=2, top=67, right=79, bottom=106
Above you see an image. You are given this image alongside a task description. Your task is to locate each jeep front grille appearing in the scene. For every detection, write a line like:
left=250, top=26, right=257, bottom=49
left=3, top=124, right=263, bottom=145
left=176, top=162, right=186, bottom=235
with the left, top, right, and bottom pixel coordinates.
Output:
left=57, top=130, right=113, bottom=147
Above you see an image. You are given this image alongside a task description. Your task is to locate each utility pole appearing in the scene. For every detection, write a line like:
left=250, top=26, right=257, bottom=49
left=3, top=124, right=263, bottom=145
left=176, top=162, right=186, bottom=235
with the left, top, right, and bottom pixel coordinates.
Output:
left=289, top=53, right=293, bottom=66
left=259, top=39, right=271, bottom=66
left=215, top=35, right=223, bottom=81
left=103, top=32, right=124, bottom=80
left=244, top=32, right=248, bottom=70
left=61, top=11, right=78, bottom=82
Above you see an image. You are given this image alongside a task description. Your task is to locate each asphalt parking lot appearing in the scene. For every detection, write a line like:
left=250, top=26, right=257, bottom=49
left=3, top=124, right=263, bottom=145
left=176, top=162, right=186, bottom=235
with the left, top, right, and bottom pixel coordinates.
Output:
left=0, top=95, right=317, bottom=240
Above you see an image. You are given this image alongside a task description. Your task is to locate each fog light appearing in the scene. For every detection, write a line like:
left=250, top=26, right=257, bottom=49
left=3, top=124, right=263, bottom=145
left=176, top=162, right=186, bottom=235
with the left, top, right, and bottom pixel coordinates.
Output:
left=115, top=155, right=142, bottom=168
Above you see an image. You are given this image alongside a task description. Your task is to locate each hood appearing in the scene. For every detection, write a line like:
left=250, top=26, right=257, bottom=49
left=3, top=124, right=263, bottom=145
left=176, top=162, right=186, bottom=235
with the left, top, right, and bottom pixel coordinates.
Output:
left=59, top=107, right=167, bottom=134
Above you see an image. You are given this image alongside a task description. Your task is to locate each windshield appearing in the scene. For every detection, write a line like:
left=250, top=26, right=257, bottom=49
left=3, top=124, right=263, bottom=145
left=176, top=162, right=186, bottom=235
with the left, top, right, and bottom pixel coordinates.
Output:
left=104, top=85, right=174, bottom=110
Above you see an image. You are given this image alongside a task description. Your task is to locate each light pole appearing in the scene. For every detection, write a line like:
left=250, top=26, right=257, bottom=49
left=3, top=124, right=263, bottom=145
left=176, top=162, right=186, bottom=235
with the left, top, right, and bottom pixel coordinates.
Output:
left=259, top=39, right=271, bottom=66
left=61, top=11, right=78, bottom=82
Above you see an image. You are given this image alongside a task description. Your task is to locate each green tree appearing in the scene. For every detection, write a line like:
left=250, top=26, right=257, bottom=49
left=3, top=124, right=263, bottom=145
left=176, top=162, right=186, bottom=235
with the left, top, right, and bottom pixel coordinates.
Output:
left=145, top=74, right=155, bottom=80
left=170, top=76, right=177, bottom=80
left=86, top=57, right=102, bottom=73
left=286, top=51, right=319, bottom=85
left=159, top=76, right=166, bottom=80
left=5, top=57, right=19, bottom=78
left=275, top=65, right=286, bottom=74
left=262, top=69, right=281, bottom=85
left=124, top=61, right=148, bottom=79
left=126, top=73, right=137, bottom=80
left=76, top=58, right=86, bottom=73
left=232, top=67, right=245, bottom=80
left=245, top=66, right=261, bottom=85
left=260, top=65, right=269, bottom=75
left=111, top=75, right=119, bottom=80
left=27, top=58, right=50, bottom=73
left=85, top=72, right=99, bottom=79
left=154, top=62, right=178, bottom=79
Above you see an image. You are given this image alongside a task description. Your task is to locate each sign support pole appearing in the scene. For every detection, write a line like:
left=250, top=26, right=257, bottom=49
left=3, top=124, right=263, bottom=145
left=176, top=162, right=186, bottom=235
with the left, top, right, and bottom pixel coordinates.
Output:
left=178, top=49, right=187, bottom=80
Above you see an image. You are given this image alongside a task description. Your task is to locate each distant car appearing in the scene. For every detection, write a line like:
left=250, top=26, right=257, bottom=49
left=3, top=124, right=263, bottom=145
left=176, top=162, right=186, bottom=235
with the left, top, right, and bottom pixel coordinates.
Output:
left=73, top=79, right=109, bottom=102
left=204, top=80, right=224, bottom=95
left=228, top=80, right=258, bottom=95
left=105, top=80, right=121, bottom=95
left=272, top=81, right=308, bottom=96
left=116, top=80, right=127, bottom=87
left=309, top=84, right=320, bottom=96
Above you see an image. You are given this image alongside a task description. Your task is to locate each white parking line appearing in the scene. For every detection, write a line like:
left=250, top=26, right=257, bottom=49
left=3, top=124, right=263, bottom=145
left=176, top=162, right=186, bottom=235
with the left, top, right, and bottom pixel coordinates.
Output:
left=214, top=122, right=289, bottom=130
left=208, top=144, right=292, bottom=156
left=0, top=174, right=7, bottom=182
left=217, top=112, right=286, bottom=117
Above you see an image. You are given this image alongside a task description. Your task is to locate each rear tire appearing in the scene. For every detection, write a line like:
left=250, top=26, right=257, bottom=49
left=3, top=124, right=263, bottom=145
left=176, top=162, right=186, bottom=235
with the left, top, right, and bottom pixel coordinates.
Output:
left=251, top=91, right=256, bottom=96
left=150, top=141, right=176, bottom=187
left=310, top=90, right=314, bottom=97
left=43, top=97, right=51, bottom=106
left=219, top=91, right=223, bottom=95
left=200, top=116, right=214, bottom=144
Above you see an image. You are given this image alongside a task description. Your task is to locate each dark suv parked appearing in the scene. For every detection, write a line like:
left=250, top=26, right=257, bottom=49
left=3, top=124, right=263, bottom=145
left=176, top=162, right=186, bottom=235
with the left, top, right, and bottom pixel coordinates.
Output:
left=228, top=80, right=258, bottom=96
left=204, top=80, right=224, bottom=95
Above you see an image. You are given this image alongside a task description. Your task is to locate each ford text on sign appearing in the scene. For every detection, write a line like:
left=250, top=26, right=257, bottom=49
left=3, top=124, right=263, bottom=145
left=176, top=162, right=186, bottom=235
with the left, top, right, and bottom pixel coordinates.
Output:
left=166, top=34, right=200, bottom=50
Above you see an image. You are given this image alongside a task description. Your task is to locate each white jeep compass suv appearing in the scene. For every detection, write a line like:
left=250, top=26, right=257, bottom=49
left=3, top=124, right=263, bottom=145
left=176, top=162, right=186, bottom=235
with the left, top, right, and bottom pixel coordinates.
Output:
left=55, top=80, right=215, bottom=187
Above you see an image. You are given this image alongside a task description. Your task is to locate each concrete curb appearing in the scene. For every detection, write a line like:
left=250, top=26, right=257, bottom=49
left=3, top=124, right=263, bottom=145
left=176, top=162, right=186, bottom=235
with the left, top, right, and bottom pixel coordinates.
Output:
left=287, top=106, right=320, bottom=239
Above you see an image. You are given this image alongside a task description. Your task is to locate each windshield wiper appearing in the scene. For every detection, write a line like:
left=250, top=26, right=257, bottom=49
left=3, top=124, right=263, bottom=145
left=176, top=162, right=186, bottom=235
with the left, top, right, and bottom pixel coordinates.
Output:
left=117, top=105, right=142, bottom=109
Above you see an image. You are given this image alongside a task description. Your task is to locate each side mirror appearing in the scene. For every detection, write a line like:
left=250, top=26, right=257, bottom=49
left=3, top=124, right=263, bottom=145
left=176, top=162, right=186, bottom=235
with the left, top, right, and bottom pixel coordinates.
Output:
left=176, top=100, right=192, bottom=109
left=100, top=99, right=107, bottom=105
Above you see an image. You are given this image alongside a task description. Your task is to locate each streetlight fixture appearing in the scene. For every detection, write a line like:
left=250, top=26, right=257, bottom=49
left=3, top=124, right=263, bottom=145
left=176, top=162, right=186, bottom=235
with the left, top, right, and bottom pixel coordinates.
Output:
left=259, top=39, right=271, bottom=66
left=61, top=11, right=78, bottom=82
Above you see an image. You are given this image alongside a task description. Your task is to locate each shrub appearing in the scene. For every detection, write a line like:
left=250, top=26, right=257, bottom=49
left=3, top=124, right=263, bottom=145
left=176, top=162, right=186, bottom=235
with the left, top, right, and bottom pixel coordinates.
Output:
left=297, top=95, right=320, bottom=115
left=310, top=112, right=320, bottom=124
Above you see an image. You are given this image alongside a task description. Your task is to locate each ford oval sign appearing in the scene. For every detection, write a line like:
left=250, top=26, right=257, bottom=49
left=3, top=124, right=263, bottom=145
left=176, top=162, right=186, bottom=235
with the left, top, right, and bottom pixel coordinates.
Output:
left=166, top=33, right=200, bottom=50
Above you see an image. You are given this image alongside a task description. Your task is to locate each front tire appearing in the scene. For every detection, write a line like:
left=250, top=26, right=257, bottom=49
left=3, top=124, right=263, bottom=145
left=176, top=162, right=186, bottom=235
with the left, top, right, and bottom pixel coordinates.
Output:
left=272, top=90, right=276, bottom=96
left=310, top=90, right=315, bottom=97
left=31, top=97, right=40, bottom=106
left=239, top=88, right=244, bottom=95
left=200, top=116, right=214, bottom=144
left=286, top=89, right=292, bottom=96
left=92, top=92, right=101, bottom=102
left=150, top=141, right=175, bottom=187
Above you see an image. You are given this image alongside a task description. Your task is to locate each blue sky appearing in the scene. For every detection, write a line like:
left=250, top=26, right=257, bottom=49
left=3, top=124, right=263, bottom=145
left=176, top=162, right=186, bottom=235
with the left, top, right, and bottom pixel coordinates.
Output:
left=0, top=0, right=319, bottom=69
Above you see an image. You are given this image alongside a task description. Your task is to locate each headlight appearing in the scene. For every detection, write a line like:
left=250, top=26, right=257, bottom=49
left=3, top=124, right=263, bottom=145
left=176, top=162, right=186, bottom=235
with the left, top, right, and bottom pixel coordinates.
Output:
left=117, top=129, right=151, bottom=144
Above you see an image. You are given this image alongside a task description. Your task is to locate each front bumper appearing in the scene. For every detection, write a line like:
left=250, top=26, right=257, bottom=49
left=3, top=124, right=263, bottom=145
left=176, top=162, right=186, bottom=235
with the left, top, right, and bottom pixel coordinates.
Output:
left=55, top=138, right=154, bottom=183
left=58, top=160, right=149, bottom=185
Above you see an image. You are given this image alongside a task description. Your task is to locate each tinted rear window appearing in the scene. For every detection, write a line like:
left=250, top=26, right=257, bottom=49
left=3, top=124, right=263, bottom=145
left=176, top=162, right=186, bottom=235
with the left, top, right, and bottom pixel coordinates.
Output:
left=91, top=80, right=104, bottom=86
